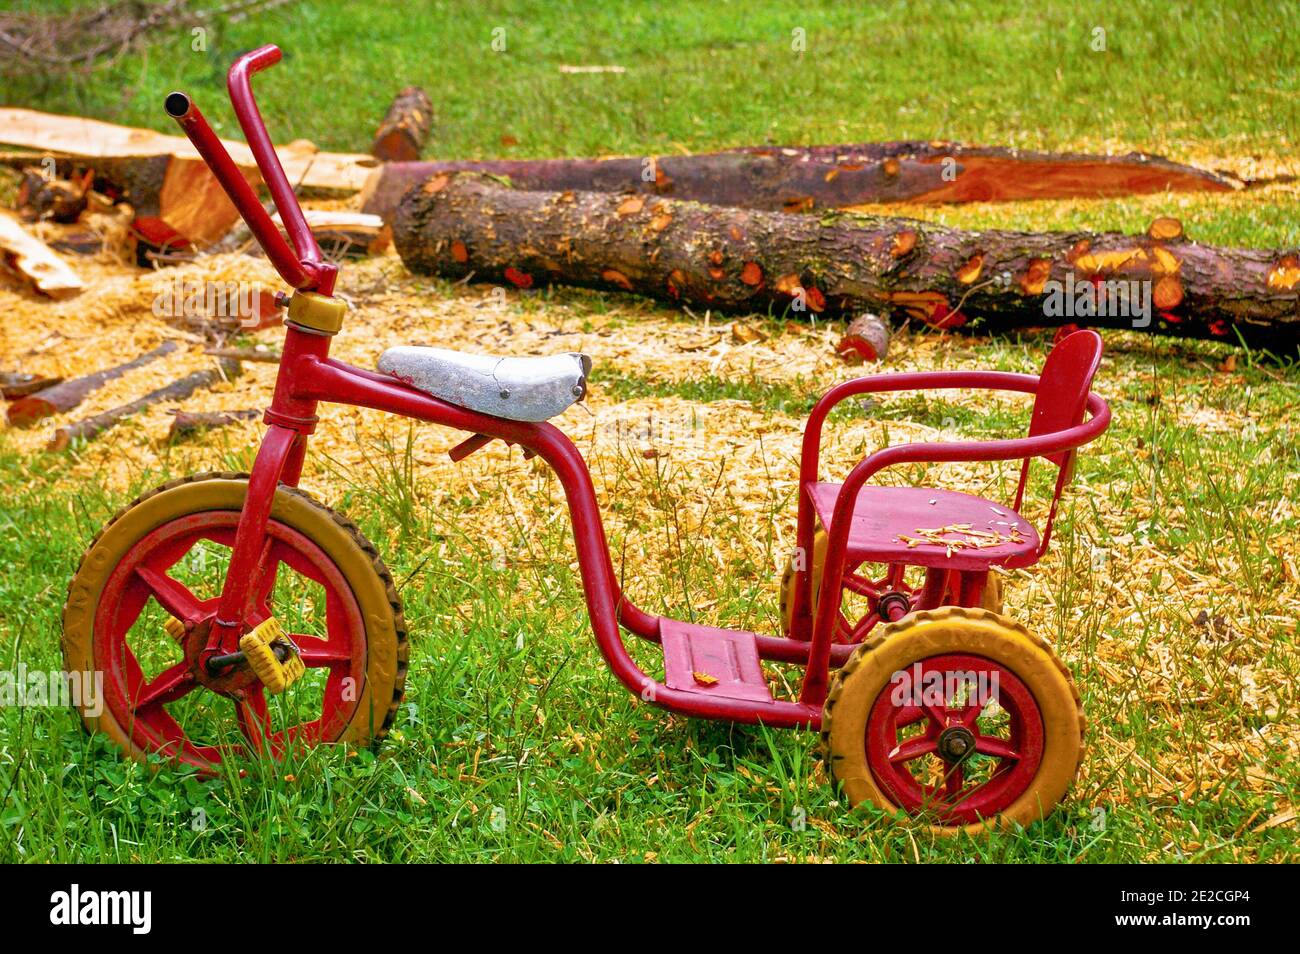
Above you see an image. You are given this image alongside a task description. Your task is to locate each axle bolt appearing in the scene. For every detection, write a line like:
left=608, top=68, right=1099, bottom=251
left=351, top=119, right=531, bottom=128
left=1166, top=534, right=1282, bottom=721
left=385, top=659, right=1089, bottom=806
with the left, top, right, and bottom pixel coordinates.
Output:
left=936, top=725, right=977, bottom=763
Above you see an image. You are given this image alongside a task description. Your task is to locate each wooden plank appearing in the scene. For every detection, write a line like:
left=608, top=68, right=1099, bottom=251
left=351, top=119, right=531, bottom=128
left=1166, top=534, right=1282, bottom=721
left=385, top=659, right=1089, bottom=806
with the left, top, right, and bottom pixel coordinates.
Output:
left=0, top=108, right=380, bottom=193
left=0, top=211, right=84, bottom=298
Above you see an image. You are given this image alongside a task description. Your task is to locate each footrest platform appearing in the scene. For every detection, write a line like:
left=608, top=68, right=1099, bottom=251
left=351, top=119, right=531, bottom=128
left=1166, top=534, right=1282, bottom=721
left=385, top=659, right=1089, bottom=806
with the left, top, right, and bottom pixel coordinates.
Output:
left=660, top=619, right=773, bottom=704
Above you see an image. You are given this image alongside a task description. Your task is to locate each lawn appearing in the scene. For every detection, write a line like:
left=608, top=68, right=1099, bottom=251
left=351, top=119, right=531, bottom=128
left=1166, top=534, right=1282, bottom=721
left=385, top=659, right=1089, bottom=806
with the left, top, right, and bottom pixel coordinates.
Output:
left=0, top=0, right=1296, bottom=862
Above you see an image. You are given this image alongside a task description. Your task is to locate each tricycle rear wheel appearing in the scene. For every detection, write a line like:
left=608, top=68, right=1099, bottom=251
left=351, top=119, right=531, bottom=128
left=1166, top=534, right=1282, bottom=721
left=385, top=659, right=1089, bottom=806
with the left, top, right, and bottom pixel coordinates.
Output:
left=779, top=529, right=1004, bottom=642
left=822, top=606, right=1083, bottom=833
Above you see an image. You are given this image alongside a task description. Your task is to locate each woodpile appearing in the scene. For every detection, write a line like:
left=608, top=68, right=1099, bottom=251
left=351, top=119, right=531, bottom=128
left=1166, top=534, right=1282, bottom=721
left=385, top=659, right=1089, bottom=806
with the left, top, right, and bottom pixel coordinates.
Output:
left=7, top=340, right=179, bottom=426
left=47, top=357, right=241, bottom=452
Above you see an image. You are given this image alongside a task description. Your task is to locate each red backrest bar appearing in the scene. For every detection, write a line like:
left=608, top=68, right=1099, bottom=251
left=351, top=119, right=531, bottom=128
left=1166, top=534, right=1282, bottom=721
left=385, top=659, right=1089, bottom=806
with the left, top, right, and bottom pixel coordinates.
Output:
left=1026, top=330, right=1104, bottom=468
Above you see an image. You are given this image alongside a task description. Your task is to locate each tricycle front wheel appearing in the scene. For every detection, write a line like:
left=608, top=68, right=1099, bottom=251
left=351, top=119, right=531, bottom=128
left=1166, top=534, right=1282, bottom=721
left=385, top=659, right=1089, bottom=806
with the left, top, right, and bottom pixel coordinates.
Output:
left=62, top=472, right=408, bottom=771
left=822, top=606, right=1083, bottom=833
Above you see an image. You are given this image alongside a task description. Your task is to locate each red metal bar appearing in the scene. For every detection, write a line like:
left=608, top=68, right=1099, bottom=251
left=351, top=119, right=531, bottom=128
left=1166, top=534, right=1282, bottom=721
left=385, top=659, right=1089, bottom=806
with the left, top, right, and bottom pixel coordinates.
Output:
left=225, top=46, right=328, bottom=276
left=209, top=423, right=299, bottom=652
left=165, top=45, right=336, bottom=293
left=958, top=570, right=989, bottom=607
left=289, top=355, right=824, bottom=726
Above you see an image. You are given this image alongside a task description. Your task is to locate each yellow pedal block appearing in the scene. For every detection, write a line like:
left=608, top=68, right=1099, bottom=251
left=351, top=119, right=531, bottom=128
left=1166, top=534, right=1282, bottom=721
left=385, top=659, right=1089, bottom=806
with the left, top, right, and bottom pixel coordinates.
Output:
left=238, top=617, right=305, bottom=695
left=164, top=617, right=186, bottom=642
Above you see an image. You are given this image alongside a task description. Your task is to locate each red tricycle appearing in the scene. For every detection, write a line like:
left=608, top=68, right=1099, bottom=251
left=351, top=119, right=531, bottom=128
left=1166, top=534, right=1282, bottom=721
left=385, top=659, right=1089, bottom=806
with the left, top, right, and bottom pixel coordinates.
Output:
left=62, top=46, right=1111, bottom=834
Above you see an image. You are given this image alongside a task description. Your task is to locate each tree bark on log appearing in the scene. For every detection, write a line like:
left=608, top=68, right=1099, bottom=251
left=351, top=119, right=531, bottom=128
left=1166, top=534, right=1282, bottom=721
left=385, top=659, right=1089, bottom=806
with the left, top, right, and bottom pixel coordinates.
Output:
left=48, top=358, right=241, bottom=452
left=362, top=143, right=1238, bottom=220
left=16, top=167, right=90, bottom=223
left=203, top=346, right=281, bottom=363
left=729, top=141, right=1242, bottom=203
left=7, top=340, right=178, bottom=426
left=393, top=173, right=1300, bottom=349
left=371, top=87, right=433, bottom=162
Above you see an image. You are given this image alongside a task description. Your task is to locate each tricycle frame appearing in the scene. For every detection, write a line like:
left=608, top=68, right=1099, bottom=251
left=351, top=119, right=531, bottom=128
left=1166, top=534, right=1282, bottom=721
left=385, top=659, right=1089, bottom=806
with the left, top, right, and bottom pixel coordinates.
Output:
left=168, top=44, right=1111, bottom=739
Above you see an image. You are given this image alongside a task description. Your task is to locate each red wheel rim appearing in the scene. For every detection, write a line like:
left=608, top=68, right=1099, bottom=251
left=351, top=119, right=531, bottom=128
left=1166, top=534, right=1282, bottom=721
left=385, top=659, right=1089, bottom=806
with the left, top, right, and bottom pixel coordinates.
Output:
left=93, top=510, right=365, bottom=770
left=837, top=563, right=914, bottom=644
left=865, top=654, right=1044, bottom=825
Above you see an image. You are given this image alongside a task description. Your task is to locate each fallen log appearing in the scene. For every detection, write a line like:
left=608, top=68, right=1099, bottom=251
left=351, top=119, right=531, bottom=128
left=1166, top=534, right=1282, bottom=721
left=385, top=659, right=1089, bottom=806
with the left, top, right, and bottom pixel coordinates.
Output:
left=361, top=142, right=1238, bottom=220
left=1, top=371, right=63, bottom=399
left=0, top=211, right=84, bottom=298
left=48, top=358, right=242, bottom=452
left=7, top=340, right=178, bottom=426
left=202, top=346, right=281, bottom=363
left=730, top=142, right=1242, bottom=204
left=371, top=87, right=433, bottom=162
left=167, top=408, right=259, bottom=441
left=393, top=173, right=1300, bottom=349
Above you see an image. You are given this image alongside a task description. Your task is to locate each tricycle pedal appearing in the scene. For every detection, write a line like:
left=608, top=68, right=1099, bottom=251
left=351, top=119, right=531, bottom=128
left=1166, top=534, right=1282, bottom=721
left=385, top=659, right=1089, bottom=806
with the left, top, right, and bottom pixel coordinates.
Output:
left=238, top=617, right=305, bottom=695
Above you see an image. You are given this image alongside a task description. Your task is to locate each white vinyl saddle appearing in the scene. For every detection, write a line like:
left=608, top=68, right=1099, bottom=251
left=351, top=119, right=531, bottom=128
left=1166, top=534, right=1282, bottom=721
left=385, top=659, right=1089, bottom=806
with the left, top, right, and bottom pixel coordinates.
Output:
left=377, top=346, right=592, bottom=422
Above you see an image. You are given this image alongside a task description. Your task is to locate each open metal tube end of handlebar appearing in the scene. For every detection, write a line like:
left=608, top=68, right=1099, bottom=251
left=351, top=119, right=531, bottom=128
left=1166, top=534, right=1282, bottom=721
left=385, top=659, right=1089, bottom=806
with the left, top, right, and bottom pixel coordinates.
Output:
left=164, top=91, right=192, bottom=120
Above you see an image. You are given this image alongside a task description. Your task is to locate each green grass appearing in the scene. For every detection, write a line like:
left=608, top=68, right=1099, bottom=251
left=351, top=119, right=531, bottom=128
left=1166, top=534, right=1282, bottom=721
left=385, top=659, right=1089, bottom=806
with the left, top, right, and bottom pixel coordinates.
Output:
left=3, top=0, right=1297, bottom=160
left=1, top=0, right=1297, bottom=862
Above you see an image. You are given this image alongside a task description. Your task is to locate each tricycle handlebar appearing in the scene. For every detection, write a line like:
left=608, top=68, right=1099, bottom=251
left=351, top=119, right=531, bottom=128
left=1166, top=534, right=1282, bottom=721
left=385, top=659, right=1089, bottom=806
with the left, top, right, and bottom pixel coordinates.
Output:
left=165, top=45, right=336, bottom=294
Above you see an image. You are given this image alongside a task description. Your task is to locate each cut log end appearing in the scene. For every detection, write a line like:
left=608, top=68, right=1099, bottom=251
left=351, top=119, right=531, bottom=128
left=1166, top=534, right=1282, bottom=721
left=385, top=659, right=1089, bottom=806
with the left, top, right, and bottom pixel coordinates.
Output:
left=837, top=313, right=891, bottom=363
left=1147, top=216, right=1184, bottom=241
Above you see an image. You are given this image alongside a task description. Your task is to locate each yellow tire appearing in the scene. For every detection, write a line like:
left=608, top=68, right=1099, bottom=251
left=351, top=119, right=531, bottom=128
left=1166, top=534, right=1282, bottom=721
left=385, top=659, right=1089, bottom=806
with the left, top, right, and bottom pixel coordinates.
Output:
left=981, top=573, right=1004, bottom=613
left=822, top=606, right=1083, bottom=834
left=779, top=529, right=829, bottom=636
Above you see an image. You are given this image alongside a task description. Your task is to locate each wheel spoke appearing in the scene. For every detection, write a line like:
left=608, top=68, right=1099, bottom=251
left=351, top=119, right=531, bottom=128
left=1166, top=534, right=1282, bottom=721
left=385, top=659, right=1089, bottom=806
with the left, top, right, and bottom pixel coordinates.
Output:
left=843, top=573, right=880, bottom=598
left=847, top=612, right=880, bottom=643
left=888, top=735, right=937, bottom=764
left=132, top=662, right=195, bottom=712
left=974, top=735, right=1021, bottom=761
left=292, top=634, right=352, bottom=667
left=895, top=703, right=927, bottom=728
left=943, top=762, right=965, bottom=799
left=956, top=701, right=985, bottom=728
left=135, top=564, right=204, bottom=622
left=923, top=702, right=950, bottom=727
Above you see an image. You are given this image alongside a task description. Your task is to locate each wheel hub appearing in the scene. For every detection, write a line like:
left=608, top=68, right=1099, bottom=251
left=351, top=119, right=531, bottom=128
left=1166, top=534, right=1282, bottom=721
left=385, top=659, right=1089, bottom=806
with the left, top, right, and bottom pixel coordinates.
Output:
left=936, top=724, right=977, bottom=763
left=182, top=618, right=260, bottom=696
